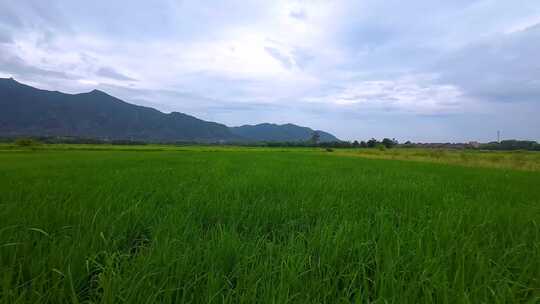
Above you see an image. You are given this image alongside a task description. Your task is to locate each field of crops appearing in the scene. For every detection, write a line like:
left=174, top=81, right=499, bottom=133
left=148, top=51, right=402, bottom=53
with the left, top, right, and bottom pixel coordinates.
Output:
left=1, top=145, right=539, bottom=303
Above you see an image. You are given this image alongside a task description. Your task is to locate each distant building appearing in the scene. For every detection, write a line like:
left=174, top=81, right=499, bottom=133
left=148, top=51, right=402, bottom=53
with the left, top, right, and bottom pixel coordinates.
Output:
left=468, top=141, right=480, bottom=148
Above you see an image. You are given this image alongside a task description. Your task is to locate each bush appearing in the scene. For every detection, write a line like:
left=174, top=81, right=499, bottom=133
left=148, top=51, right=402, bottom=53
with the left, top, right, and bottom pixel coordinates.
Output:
left=381, top=138, right=398, bottom=148
left=367, top=138, right=378, bottom=148
left=15, top=138, right=41, bottom=147
left=325, top=148, right=334, bottom=152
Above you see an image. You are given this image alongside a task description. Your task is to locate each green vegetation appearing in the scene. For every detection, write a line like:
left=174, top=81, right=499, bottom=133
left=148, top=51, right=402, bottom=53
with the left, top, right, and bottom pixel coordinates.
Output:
left=1, top=145, right=539, bottom=303
left=481, top=140, right=540, bottom=151
left=336, top=148, right=540, bottom=171
left=14, top=138, right=41, bottom=148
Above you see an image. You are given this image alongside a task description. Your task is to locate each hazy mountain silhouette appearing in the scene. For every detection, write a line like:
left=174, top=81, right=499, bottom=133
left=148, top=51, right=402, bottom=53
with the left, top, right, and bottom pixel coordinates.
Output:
left=0, top=78, right=339, bottom=143
left=230, top=123, right=339, bottom=142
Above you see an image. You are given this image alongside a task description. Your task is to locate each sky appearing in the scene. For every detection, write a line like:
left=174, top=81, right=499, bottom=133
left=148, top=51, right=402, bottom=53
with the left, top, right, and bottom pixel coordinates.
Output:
left=1, top=0, right=539, bottom=142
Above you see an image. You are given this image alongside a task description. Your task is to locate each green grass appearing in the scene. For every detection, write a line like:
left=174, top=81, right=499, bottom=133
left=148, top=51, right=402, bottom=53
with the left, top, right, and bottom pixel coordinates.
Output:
left=335, top=148, right=540, bottom=171
left=1, top=146, right=539, bottom=303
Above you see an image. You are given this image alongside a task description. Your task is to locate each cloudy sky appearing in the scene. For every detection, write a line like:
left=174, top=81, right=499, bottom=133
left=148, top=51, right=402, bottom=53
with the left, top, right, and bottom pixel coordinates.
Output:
left=1, top=1, right=539, bottom=142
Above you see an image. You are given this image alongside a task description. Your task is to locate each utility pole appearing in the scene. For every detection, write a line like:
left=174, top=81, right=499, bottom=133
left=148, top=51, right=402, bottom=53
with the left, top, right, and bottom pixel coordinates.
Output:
left=497, top=130, right=500, bottom=143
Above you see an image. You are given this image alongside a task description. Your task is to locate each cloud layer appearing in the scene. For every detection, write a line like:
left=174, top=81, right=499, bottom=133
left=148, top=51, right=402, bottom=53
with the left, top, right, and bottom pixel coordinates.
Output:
left=1, top=0, right=539, bottom=141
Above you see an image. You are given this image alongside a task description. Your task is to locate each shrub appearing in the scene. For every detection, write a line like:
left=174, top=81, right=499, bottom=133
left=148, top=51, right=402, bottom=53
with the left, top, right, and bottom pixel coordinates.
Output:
left=381, top=138, right=398, bottom=148
left=367, top=138, right=378, bottom=148
left=15, top=138, right=41, bottom=147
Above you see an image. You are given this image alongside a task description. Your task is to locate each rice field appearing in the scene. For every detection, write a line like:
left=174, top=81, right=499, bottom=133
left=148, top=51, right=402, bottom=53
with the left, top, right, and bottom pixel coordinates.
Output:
left=0, top=145, right=539, bottom=303
left=336, top=148, right=540, bottom=171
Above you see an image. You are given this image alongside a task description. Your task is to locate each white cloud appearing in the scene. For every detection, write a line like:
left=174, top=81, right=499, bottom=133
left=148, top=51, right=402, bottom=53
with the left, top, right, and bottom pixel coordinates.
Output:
left=1, top=0, right=539, bottom=141
left=304, top=75, right=466, bottom=115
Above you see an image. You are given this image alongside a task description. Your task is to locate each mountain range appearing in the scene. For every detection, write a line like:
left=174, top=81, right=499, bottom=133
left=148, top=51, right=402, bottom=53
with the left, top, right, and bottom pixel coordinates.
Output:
left=0, top=78, right=339, bottom=143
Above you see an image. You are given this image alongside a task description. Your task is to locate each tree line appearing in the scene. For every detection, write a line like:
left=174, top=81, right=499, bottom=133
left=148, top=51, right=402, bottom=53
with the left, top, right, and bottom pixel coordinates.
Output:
left=4, top=135, right=540, bottom=151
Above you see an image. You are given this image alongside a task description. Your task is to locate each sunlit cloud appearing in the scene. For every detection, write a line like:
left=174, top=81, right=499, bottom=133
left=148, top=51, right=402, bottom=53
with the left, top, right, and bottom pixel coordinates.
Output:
left=0, top=0, right=539, bottom=141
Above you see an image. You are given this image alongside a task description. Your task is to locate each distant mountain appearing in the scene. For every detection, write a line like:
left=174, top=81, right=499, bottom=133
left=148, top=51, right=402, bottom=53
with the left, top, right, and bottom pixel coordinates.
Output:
left=230, top=123, right=339, bottom=142
left=0, top=78, right=239, bottom=142
left=0, top=78, right=339, bottom=143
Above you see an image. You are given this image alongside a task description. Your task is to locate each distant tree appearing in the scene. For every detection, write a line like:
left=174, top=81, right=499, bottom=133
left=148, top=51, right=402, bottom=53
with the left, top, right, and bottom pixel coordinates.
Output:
left=15, top=138, right=41, bottom=147
left=480, top=140, right=539, bottom=151
left=310, top=131, right=321, bottom=145
left=367, top=138, right=378, bottom=148
left=352, top=140, right=360, bottom=148
left=360, top=141, right=367, bottom=148
left=382, top=138, right=398, bottom=148
left=402, top=140, right=414, bottom=148
left=500, top=140, right=536, bottom=150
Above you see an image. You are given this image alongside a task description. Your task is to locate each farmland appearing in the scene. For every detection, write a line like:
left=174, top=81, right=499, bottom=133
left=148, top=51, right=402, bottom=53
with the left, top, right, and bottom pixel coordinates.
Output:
left=0, top=145, right=539, bottom=303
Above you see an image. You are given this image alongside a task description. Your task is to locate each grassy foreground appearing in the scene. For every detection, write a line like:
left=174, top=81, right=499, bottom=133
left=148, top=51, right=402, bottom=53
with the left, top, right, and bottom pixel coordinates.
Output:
left=0, top=146, right=539, bottom=303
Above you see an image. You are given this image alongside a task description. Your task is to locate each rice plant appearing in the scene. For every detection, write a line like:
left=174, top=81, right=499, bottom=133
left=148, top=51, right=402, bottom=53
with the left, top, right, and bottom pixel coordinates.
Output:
left=0, top=147, right=539, bottom=303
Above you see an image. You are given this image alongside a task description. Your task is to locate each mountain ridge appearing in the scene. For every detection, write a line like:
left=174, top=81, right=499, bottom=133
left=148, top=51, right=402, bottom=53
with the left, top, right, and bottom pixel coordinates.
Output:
left=230, top=123, right=338, bottom=142
left=0, top=78, right=340, bottom=143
